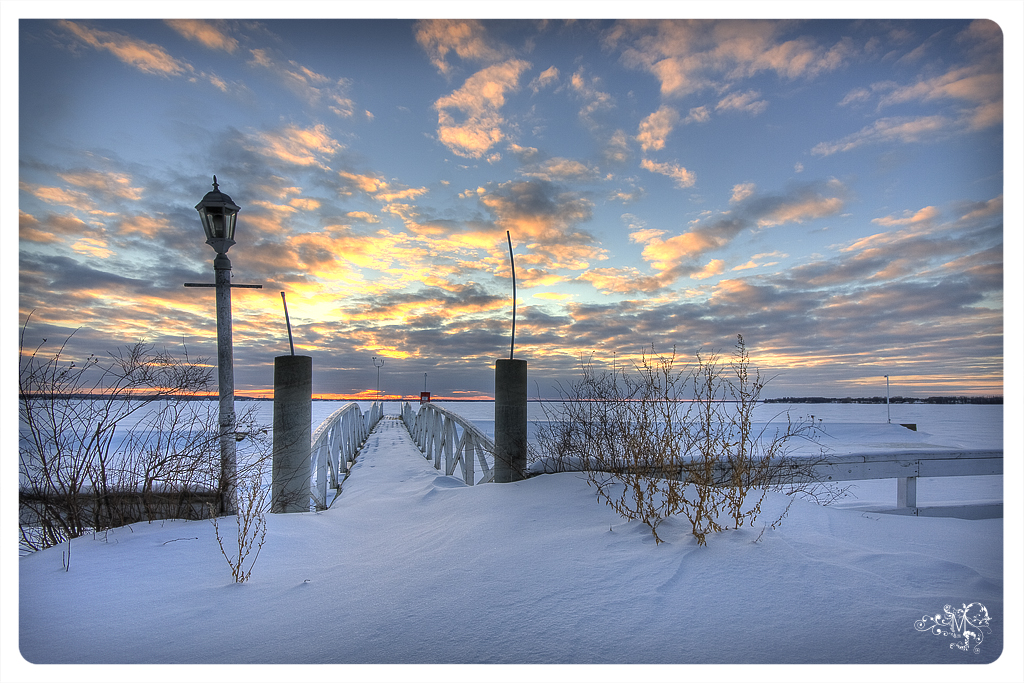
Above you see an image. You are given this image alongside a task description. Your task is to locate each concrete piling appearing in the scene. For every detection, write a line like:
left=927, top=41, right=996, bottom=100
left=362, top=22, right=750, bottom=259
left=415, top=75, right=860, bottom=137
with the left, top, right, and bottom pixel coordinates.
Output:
left=272, top=355, right=312, bottom=512
left=494, top=358, right=527, bottom=482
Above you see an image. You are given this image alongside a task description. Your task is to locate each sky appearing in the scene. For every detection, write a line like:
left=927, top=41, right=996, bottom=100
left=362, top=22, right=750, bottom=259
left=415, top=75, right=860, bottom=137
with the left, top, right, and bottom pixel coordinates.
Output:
left=8, top=5, right=1020, bottom=401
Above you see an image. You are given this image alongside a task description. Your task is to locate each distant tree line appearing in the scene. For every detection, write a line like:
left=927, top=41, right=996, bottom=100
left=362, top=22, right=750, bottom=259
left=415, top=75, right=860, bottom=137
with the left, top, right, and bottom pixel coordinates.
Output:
left=764, top=396, right=1002, bottom=405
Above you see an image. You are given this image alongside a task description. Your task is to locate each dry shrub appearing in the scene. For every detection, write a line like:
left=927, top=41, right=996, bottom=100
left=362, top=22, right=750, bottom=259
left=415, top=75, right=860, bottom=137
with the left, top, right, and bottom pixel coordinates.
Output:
left=536, top=336, right=835, bottom=545
left=18, top=316, right=270, bottom=554
left=210, top=468, right=268, bottom=583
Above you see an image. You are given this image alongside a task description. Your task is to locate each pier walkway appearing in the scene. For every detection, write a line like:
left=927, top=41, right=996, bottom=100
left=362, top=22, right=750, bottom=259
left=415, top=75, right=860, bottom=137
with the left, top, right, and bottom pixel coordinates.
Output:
left=332, top=416, right=456, bottom=506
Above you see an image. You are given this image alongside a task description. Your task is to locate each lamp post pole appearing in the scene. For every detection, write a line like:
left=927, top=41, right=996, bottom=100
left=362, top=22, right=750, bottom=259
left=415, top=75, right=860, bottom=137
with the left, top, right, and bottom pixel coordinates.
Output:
left=885, top=375, right=891, bottom=424
left=372, top=355, right=385, bottom=402
left=215, top=251, right=236, bottom=514
left=185, top=177, right=262, bottom=515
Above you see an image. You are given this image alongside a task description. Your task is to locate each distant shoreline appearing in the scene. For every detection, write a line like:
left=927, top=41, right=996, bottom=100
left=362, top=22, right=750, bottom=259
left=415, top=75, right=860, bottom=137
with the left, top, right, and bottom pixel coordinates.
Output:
left=21, top=394, right=1003, bottom=404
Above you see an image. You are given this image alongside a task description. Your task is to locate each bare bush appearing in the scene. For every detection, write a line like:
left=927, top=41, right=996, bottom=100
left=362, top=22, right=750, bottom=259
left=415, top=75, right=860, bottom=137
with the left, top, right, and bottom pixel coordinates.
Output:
left=18, top=316, right=269, bottom=553
left=210, top=466, right=269, bottom=584
left=534, top=336, right=836, bottom=545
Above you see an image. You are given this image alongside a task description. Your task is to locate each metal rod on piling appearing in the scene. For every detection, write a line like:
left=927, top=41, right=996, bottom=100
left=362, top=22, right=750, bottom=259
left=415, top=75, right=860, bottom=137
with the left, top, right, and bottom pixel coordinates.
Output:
left=281, top=291, right=295, bottom=356
left=507, top=230, right=516, bottom=360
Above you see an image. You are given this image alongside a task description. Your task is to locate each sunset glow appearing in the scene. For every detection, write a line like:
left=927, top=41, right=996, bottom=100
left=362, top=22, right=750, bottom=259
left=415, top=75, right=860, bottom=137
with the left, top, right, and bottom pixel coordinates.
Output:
left=12, top=10, right=1015, bottom=401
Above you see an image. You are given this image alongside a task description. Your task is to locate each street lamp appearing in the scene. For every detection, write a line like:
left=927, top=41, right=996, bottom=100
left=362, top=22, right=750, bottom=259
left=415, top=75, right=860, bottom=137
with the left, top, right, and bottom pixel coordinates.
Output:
left=884, top=375, right=891, bottom=424
left=196, top=176, right=241, bottom=515
left=372, top=355, right=385, bottom=403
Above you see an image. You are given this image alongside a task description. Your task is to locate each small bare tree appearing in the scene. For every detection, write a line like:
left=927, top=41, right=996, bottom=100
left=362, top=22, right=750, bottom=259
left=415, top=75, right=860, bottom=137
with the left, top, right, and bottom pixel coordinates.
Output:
left=210, top=465, right=269, bottom=584
left=534, top=336, right=836, bottom=546
left=18, top=315, right=269, bottom=553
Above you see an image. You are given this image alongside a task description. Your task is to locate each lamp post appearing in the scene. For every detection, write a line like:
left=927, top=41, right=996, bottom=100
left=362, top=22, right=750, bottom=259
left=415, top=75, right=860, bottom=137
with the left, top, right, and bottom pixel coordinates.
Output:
left=194, top=176, right=242, bottom=515
left=372, top=355, right=385, bottom=403
left=884, top=375, right=891, bottom=424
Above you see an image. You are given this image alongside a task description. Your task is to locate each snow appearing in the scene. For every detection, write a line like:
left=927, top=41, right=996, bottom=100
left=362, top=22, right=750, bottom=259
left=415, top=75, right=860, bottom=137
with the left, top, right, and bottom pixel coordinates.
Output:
left=8, top=404, right=1022, bottom=682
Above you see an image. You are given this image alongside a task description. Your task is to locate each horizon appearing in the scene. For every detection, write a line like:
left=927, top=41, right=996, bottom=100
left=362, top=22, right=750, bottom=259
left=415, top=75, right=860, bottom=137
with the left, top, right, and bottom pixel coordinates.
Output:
left=10, top=10, right=1014, bottom=401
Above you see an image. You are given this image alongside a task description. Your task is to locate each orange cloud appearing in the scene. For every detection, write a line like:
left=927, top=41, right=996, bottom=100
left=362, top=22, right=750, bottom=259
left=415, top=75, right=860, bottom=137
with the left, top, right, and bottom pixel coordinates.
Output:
left=116, top=214, right=173, bottom=238
left=871, top=205, right=941, bottom=227
left=289, top=197, right=321, bottom=211
left=58, top=170, right=143, bottom=201
left=70, top=237, right=114, bottom=259
left=637, top=105, right=679, bottom=152
left=248, top=49, right=354, bottom=117
left=812, top=115, right=950, bottom=156
left=59, top=21, right=188, bottom=77
left=415, top=19, right=508, bottom=75
left=755, top=194, right=843, bottom=228
left=608, top=20, right=849, bottom=98
left=520, top=158, right=599, bottom=182
left=529, top=65, right=560, bottom=93
left=165, top=20, right=238, bottom=53
left=716, top=89, right=768, bottom=115
left=245, top=124, right=342, bottom=169
left=434, top=60, right=530, bottom=158
left=730, top=183, right=755, bottom=203
left=959, top=195, right=1002, bottom=221
left=576, top=267, right=667, bottom=294
left=21, top=181, right=96, bottom=213
left=640, top=158, right=695, bottom=188
left=690, top=259, right=726, bottom=280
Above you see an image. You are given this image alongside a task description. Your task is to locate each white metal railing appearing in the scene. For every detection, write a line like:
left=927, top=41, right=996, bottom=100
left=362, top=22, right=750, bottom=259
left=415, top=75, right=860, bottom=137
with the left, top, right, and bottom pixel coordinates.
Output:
left=310, top=402, right=383, bottom=509
left=792, top=449, right=1003, bottom=518
left=530, top=446, right=1003, bottom=518
left=402, top=402, right=494, bottom=485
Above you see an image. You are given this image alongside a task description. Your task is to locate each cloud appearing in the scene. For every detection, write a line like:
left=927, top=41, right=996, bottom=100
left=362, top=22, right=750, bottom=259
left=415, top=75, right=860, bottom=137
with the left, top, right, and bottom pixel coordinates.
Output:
left=606, top=20, right=850, bottom=98
left=289, top=197, right=321, bottom=211
left=838, top=87, right=872, bottom=106
left=244, top=123, right=342, bottom=169
left=19, top=211, right=76, bottom=244
left=959, top=195, right=1002, bottom=221
left=715, top=89, right=768, bottom=116
left=415, top=19, right=509, bottom=76
left=57, top=169, right=143, bottom=201
left=337, top=170, right=429, bottom=203
left=345, top=211, right=381, bottom=224
left=603, top=130, right=632, bottom=165
left=165, top=20, right=238, bottom=53
left=520, top=158, right=600, bottom=182
left=21, top=181, right=97, bottom=213
left=636, top=105, right=679, bottom=152
left=811, top=115, right=951, bottom=156
left=639, top=217, right=744, bottom=277
left=732, top=251, right=786, bottom=271
left=640, top=158, right=696, bottom=188
left=730, top=183, right=756, bottom=203
left=871, top=205, right=941, bottom=227
left=877, top=65, right=1002, bottom=128
left=828, top=23, right=1001, bottom=148
left=248, top=48, right=355, bottom=117
left=575, top=267, right=668, bottom=294
left=569, top=69, right=616, bottom=131
left=71, top=237, right=115, bottom=259
left=529, top=66, right=560, bottom=93
left=691, top=259, right=726, bottom=280
left=476, top=180, right=604, bottom=272
left=620, top=181, right=845, bottom=288
left=508, top=144, right=540, bottom=162
left=683, top=106, right=711, bottom=124
left=749, top=191, right=844, bottom=228
left=434, top=60, right=530, bottom=158
left=58, top=21, right=189, bottom=77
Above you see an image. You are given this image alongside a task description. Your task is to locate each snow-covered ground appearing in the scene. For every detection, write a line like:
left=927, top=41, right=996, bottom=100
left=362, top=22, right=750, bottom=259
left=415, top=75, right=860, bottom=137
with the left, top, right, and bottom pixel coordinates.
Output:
left=8, top=403, right=1022, bottom=682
